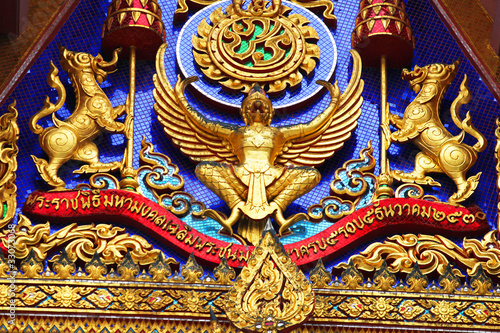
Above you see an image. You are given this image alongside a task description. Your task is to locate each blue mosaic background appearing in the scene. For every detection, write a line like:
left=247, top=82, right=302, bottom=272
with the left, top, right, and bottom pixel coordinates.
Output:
left=2, top=0, right=500, bottom=269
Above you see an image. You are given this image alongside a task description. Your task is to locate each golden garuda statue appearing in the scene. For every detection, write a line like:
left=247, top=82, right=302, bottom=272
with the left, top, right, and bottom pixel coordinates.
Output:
left=154, top=44, right=363, bottom=245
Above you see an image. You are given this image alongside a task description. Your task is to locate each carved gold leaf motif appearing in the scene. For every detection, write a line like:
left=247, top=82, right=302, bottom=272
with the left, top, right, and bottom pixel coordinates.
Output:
left=225, top=231, right=314, bottom=331
left=167, top=289, right=221, bottom=312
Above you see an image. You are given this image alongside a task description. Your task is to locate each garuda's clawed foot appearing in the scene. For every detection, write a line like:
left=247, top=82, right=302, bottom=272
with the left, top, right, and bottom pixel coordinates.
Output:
left=270, top=202, right=308, bottom=236
left=204, top=202, right=244, bottom=235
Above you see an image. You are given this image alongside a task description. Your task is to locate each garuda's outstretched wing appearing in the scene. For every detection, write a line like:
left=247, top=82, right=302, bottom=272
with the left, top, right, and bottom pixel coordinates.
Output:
left=276, top=50, right=364, bottom=167
left=153, top=44, right=238, bottom=164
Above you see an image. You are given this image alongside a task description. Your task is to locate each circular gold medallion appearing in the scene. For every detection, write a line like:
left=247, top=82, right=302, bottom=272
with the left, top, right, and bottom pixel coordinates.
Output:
left=193, top=1, right=320, bottom=93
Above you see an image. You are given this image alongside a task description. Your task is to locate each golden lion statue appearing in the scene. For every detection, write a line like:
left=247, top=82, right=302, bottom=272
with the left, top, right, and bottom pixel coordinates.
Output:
left=29, top=46, right=127, bottom=190
left=390, top=60, right=486, bottom=204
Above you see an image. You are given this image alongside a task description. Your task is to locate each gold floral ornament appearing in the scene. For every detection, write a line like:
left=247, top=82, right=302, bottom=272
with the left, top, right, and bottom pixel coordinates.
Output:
left=39, top=285, right=95, bottom=309
left=417, top=299, right=471, bottom=323
left=19, top=286, right=47, bottom=307
left=309, top=258, right=331, bottom=288
left=225, top=231, right=315, bottom=332
left=168, top=289, right=221, bottom=313
left=213, top=257, right=236, bottom=284
left=148, top=253, right=177, bottom=282
left=193, top=0, right=320, bottom=93
left=181, top=254, right=204, bottom=283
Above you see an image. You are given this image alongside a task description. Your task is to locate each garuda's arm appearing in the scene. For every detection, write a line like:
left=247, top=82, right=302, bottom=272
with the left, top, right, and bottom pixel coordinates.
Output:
left=280, top=80, right=341, bottom=141
left=173, top=76, right=235, bottom=141
left=153, top=44, right=238, bottom=164
left=276, top=50, right=364, bottom=167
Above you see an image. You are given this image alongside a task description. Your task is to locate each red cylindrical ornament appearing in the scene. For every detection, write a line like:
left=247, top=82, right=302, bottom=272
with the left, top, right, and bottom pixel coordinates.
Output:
left=351, top=0, right=415, bottom=68
left=101, top=0, right=165, bottom=61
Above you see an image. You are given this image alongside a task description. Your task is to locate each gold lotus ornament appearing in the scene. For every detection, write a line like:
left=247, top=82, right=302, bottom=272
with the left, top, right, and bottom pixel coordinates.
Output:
left=225, top=230, right=315, bottom=332
left=193, top=0, right=320, bottom=93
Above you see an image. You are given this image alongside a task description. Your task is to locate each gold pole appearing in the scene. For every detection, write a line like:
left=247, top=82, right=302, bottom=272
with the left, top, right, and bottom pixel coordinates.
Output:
left=376, top=54, right=394, bottom=199
left=380, top=54, right=389, bottom=177
left=119, top=45, right=139, bottom=191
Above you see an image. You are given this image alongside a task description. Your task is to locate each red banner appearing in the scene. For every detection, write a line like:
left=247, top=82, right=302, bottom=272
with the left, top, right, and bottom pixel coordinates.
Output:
left=23, top=190, right=489, bottom=267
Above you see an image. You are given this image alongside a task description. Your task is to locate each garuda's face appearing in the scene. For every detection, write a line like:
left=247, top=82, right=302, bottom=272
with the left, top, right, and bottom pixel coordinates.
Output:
left=241, top=93, right=274, bottom=125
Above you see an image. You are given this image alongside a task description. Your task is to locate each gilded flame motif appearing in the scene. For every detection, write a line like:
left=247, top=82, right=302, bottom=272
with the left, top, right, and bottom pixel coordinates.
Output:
left=29, top=46, right=128, bottom=190
left=0, top=102, right=19, bottom=229
left=193, top=0, right=320, bottom=93
left=225, top=231, right=314, bottom=332
left=155, top=43, right=363, bottom=245
left=390, top=61, right=486, bottom=203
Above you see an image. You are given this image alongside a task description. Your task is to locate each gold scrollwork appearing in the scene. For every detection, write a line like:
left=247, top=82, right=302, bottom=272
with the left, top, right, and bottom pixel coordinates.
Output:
left=314, top=295, right=345, bottom=318
left=86, top=289, right=114, bottom=308
left=399, top=300, right=425, bottom=320
left=7, top=214, right=161, bottom=265
left=108, top=288, right=152, bottom=311
left=167, top=289, right=221, bottom=312
left=39, top=285, right=95, bottom=308
left=18, top=286, right=46, bottom=307
left=416, top=299, right=471, bottom=323
left=336, top=231, right=500, bottom=278
left=465, top=303, right=490, bottom=323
